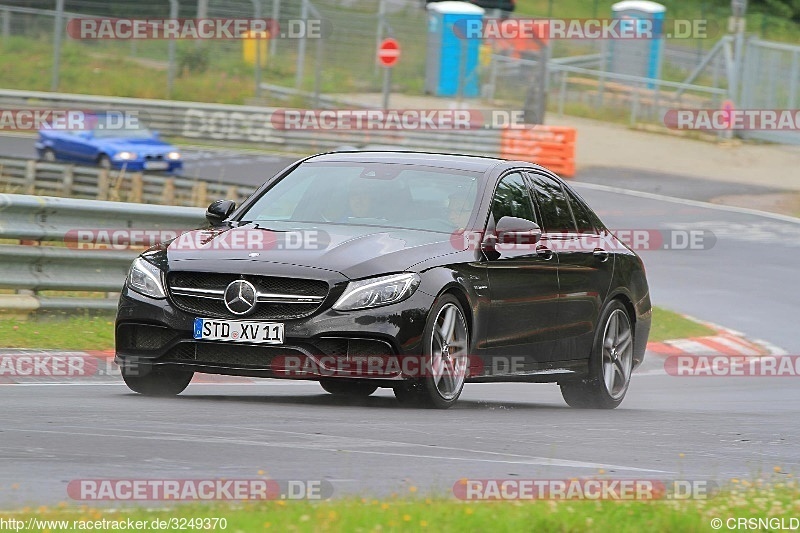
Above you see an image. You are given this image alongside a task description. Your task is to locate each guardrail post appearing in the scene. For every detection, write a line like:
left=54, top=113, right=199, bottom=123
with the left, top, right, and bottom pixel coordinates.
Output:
left=24, top=160, right=36, bottom=194
left=631, top=81, right=641, bottom=126
left=192, top=180, right=208, bottom=207
left=97, top=169, right=109, bottom=200
left=162, top=178, right=175, bottom=205
left=1, top=9, right=9, bottom=46
left=61, top=165, right=74, bottom=195
left=130, top=173, right=143, bottom=203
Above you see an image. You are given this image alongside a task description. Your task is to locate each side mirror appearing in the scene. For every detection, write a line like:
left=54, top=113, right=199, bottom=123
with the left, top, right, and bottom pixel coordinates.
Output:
left=482, top=216, right=542, bottom=252
left=205, top=200, right=236, bottom=225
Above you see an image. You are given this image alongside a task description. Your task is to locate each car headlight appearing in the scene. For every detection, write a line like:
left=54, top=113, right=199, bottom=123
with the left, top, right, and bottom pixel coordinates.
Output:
left=332, top=273, right=420, bottom=311
left=115, top=151, right=137, bottom=160
left=166, top=151, right=181, bottom=160
left=126, top=257, right=166, bottom=299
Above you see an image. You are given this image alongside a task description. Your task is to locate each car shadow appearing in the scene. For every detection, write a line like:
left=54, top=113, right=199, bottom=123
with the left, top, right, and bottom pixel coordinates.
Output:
left=121, top=391, right=577, bottom=411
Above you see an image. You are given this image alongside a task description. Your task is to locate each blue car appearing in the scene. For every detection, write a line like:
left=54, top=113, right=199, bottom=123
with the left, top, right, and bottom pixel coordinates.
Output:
left=36, top=115, right=183, bottom=174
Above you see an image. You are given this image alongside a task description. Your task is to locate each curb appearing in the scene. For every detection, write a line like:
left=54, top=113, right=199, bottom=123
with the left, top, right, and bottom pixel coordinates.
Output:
left=646, top=316, right=787, bottom=358
left=638, top=315, right=789, bottom=376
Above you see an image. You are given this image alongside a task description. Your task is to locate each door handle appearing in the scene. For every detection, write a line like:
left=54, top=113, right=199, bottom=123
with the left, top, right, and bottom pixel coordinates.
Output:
left=536, top=245, right=554, bottom=260
left=593, top=248, right=610, bottom=262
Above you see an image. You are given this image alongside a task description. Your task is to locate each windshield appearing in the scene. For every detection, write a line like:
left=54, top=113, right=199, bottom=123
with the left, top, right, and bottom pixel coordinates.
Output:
left=240, top=162, right=482, bottom=233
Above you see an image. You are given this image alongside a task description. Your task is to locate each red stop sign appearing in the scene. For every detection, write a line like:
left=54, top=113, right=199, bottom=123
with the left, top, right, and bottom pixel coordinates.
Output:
left=377, top=38, right=400, bottom=67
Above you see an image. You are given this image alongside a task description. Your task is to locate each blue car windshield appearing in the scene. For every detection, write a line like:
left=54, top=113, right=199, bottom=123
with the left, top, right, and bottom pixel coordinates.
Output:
left=240, top=162, right=482, bottom=233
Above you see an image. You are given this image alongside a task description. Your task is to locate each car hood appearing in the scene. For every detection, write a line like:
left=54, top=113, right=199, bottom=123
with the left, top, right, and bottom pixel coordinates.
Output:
left=96, top=138, right=175, bottom=151
left=164, top=221, right=462, bottom=281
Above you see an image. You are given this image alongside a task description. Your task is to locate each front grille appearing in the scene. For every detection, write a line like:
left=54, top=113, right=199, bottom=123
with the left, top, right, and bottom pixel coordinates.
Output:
left=161, top=341, right=305, bottom=368
left=166, top=271, right=329, bottom=320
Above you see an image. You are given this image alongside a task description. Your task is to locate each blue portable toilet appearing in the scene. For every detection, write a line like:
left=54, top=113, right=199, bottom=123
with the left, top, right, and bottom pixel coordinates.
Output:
left=425, top=1, right=485, bottom=98
left=608, top=1, right=665, bottom=87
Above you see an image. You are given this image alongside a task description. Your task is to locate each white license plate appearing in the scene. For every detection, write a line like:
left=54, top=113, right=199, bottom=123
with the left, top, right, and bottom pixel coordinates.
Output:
left=144, top=161, right=169, bottom=170
left=193, top=318, right=284, bottom=344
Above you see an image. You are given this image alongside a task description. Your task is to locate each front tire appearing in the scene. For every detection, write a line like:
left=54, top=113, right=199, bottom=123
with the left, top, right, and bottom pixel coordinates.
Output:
left=97, top=154, right=112, bottom=169
left=394, top=294, right=469, bottom=409
left=319, top=379, right=377, bottom=397
left=121, top=366, right=193, bottom=397
left=560, top=300, right=634, bottom=409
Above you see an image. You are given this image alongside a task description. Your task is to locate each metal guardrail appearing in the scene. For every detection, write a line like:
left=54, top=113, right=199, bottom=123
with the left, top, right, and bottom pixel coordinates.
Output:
left=0, top=157, right=255, bottom=206
left=0, top=193, right=205, bottom=311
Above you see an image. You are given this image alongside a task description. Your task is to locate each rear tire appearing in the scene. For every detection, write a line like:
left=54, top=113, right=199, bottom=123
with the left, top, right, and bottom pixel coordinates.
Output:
left=121, top=366, right=193, bottom=397
left=560, top=300, right=634, bottom=409
left=319, top=379, right=377, bottom=397
left=41, top=148, right=56, bottom=162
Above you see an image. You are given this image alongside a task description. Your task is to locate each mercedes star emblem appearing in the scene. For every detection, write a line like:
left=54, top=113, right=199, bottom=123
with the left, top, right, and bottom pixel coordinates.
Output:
left=223, top=279, right=257, bottom=315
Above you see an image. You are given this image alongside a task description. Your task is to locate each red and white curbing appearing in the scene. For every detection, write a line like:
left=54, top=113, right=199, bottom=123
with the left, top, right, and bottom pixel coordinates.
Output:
left=647, top=316, right=787, bottom=358
left=642, top=315, right=789, bottom=376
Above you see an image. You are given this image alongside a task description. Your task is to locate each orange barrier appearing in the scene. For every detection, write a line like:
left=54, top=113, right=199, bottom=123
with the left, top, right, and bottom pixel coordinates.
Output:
left=499, top=126, right=577, bottom=178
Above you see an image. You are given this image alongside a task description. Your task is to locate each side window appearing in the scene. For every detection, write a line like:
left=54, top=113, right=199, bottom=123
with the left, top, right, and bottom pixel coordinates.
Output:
left=527, top=173, right=577, bottom=234
left=490, top=172, right=536, bottom=225
left=565, top=189, right=597, bottom=234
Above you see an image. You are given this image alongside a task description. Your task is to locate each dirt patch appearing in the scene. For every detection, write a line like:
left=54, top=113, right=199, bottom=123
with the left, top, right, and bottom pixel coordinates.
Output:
left=710, top=192, right=800, bottom=218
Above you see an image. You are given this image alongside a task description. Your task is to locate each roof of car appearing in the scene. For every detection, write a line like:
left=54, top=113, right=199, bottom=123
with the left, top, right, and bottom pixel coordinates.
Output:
left=305, top=151, right=514, bottom=173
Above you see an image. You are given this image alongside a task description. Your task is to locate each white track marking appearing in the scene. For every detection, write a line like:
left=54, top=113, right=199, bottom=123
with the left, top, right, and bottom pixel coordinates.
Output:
left=572, top=182, right=800, bottom=225
left=1, top=427, right=670, bottom=473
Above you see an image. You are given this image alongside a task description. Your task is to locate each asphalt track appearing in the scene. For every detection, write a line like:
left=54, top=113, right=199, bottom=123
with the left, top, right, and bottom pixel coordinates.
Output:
left=1, top=137, right=799, bottom=507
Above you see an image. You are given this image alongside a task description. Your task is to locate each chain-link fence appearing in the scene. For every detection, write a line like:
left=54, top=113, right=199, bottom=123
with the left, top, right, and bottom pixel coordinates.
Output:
left=0, top=1, right=798, bottom=143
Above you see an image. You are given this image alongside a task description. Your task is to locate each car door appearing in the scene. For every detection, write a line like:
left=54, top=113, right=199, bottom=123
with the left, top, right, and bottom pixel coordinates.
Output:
left=483, top=171, right=561, bottom=374
left=56, top=130, right=94, bottom=162
left=527, top=172, right=614, bottom=361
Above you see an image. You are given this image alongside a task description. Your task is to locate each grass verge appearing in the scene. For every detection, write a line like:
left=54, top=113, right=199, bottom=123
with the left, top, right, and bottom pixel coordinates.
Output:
left=7, top=479, right=799, bottom=532
left=648, top=307, right=716, bottom=343
left=1, top=306, right=714, bottom=351
left=0, top=315, right=115, bottom=351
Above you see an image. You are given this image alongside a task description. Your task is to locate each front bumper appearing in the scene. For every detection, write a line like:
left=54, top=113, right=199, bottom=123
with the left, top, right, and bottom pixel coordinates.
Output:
left=115, top=285, right=435, bottom=381
left=114, top=160, right=183, bottom=174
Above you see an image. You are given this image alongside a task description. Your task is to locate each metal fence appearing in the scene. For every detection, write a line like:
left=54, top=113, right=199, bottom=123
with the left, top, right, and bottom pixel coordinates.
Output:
left=740, top=39, right=800, bottom=145
left=0, top=1, right=797, bottom=149
left=0, top=193, right=205, bottom=311
left=486, top=54, right=728, bottom=130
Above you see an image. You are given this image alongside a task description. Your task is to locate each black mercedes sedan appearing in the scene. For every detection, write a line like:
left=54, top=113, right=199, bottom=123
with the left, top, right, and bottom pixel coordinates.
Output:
left=115, top=152, right=651, bottom=409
